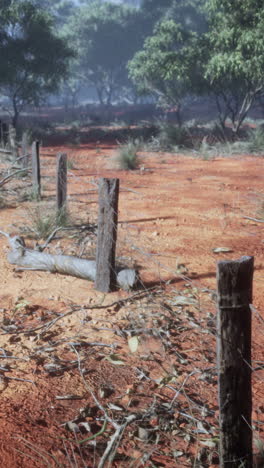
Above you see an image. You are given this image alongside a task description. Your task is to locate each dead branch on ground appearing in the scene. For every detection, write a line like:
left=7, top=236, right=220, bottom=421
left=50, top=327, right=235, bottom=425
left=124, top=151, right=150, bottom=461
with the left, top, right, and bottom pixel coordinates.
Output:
left=0, top=231, right=138, bottom=289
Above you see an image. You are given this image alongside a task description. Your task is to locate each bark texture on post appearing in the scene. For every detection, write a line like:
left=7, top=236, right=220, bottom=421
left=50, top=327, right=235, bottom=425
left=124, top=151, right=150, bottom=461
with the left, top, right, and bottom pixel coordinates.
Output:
left=0, top=122, right=4, bottom=147
left=95, top=178, right=119, bottom=292
left=9, top=125, right=18, bottom=159
left=56, top=152, right=67, bottom=210
left=21, top=132, right=29, bottom=169
left=2, top=123, right=8, bottom=147
left=31, top=141, right=41, bottom=198
left=217, top=256, right=254, bottom=468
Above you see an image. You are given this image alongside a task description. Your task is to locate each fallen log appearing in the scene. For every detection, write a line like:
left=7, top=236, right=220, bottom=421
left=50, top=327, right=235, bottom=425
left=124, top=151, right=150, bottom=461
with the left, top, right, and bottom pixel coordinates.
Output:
left=1, top=233, right=138, bottom=290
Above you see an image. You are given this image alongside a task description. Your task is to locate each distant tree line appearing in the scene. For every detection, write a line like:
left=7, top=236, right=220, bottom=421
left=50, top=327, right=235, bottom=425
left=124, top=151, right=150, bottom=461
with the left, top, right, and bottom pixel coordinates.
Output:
left=0, top=0, right=264, bottom=132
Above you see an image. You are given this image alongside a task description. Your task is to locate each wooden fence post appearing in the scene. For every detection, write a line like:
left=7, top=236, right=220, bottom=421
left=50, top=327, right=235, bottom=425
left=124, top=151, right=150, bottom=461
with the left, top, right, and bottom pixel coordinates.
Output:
left=8, top=125, right=18, bottom=159
left=21, top=131, right=29, bottom=169
left=95, top=178, right=119, bottom=292
left=217, top=256, right=254, bottom=468
left=0, top=121, right=3, bottom=147
left=2, top=123, right=8, bottom=147
left=56, top=152, right=67, bottom=211
left=31, top=141, right=41, bottom=198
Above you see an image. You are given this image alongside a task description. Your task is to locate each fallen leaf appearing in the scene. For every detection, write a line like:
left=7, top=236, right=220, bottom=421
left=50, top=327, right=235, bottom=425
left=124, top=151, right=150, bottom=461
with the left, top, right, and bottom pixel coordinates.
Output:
left=104, top=354, right=125, bottom=366
left=128, top=336, right=139, bottom=353
left=212, top=247, right=233, bottom=253
left=172, top=296, right=197, bottom=306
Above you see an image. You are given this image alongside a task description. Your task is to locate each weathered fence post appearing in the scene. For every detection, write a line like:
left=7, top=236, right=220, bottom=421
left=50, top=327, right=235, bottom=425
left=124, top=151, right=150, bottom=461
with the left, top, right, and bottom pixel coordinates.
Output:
left=217, top=256, right=254, bottom=468
left=56, top=152, right=67, bottom=211
left=21, top=131, right=29, bottom=169
left=2, top=122, right=8, bottom=147
left=0, top=121, right=4, bottom=147
left=31, top=141, right=41, bottom=198
left=8, top=125, right=18, bottom=159
left=95, top=178, right=119, bottom=292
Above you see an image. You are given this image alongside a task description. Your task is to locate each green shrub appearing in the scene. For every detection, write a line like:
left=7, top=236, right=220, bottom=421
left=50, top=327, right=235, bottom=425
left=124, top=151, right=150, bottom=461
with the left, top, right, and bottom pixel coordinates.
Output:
left=246, top=127, right=264, bottom=153
left=149, top=121, right=190, bottom=150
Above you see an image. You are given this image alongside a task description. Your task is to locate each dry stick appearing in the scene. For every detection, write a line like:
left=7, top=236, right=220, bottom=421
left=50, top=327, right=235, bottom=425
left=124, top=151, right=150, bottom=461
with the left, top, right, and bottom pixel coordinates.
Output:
left=0, top=287, right=157, bottom=336
left=71, top=345, right=137, bottom=468
left=14, top=436, right=64, bottom=468
left=1, top=232, right=138, bottom=290
left=95, top=178, right=119, bottom=293
left=98, top=414, right=137, bottom=468
left=3, top=376, right=35, bottom=384
left=217, top=256, right=254, bottom=468
left=0, top=168, right=31, bottom=188
left=37, top=226, right=64, bottom=252
left=242, top=215, right=264, bottom=223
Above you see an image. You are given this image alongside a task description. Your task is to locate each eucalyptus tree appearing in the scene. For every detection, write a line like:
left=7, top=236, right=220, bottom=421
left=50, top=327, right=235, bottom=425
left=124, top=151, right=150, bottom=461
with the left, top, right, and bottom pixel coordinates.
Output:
left=68, top=1, right=145, bottom=106
left=128, top=1, right=207, bottom=124
left=204, top=0, right=264, bottom=131
left=0, top=0, right=73, bottom=127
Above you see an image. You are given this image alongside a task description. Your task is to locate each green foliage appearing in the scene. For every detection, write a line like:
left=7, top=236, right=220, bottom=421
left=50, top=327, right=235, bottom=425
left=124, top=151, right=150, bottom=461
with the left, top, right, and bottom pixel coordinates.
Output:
left=246, top=127, right=264, bottom=154
left=67, top=1, right=145, bottom=106
left=128, top=19, right=206, bottom=116
left=117, top=138, right=141, bottom=170
left=153, top=121, right=189, bottom=150
left=0, top=0, right=73, bottom=127
left=204, top=0, right=264, bottom=131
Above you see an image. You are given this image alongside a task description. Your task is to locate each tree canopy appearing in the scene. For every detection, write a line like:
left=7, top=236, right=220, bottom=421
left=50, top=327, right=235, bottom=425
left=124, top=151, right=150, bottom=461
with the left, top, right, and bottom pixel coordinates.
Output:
left=0, top=0, right=73, bottom=126
left=1, top=0, right=264, bottom=130
left=67, top=1, right=145, bottom=105
left=204, top=0, right=264, bottom=130
left=128, top=2, right=207, bottom=123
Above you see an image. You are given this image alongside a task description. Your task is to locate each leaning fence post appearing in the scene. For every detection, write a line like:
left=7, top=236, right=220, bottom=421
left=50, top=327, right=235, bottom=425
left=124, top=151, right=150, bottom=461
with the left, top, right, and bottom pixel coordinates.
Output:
left=31, top=141, right=41, bottom=198
left=217, top=256, right=254, bottom=468
left=56, top=152, right=67, bottom=211
left=95, top=178, right=119, bottom=292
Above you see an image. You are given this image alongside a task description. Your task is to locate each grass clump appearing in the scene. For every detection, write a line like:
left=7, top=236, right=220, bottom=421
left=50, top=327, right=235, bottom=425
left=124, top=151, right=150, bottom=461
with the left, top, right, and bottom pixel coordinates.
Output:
left=67, top=157, right=76, bottom=170
left=27, top=204, right=70, bottom=239
left=117, top=138, right=141, bottom=170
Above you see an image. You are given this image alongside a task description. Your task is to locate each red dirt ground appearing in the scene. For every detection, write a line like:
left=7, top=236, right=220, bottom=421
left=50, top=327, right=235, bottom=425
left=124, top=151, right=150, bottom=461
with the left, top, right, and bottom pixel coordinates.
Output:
left=0, top=143, right=263, bottom=467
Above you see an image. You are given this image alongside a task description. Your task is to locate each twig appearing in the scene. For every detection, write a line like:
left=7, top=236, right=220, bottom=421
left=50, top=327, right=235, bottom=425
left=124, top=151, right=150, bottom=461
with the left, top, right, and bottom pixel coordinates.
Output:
left=242, top=216, right=264, bottom=223
left=98, top=414, right=137, bottom=468
left=0, top=168, right=31, bottom=187
left=37, top=226, right=64, bottom=252
left=0, top=286, right=157, bottom=336
left=4, top=376, right=35, bottom=384
left=68, top=341, right=117, bottom=349
left=0, top=230, right=11, bottom=239
left=71, top=345, right=138, bottom=468
left=13, top=437, right=64, bottom=468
